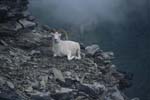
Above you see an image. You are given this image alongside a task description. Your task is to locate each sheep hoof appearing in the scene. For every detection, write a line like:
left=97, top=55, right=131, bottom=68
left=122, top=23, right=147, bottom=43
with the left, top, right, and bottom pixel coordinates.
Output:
left=75, top=56, right=81, bottom=60
left=67, top=56, right=75, bottom=61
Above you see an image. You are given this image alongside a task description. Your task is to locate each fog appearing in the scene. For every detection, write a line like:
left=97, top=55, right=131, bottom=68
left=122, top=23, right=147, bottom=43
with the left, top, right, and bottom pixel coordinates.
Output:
left=29, top=0, right=125, bottom=29
left=29, top=0, right=150, bottom=100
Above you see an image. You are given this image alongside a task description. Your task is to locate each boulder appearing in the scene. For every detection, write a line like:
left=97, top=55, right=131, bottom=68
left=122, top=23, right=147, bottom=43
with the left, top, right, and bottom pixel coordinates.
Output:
left=85, top=44, right=100, bottom=56
left=19, top=19, right=36, bottom=28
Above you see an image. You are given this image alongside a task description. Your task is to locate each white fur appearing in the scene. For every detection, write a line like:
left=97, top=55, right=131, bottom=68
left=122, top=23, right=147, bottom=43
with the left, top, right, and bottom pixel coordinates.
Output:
left=52, top=32, right=81, bottom=60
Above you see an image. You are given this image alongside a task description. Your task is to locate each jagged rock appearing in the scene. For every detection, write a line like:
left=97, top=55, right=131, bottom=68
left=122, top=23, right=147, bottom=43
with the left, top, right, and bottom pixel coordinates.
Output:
left=19, top=19, right=36, bottom=28
left=85, top=44, right=100, bottom=56
left=25, top=86, right=33, bottom=93
left=6, top=81, right=15, bottom=89
left=55, top=87, right=73, bottom=93
left=0, top=1, right=133, bottom=100
left=0, top=21, right=23, bottom=36
left=52, top=68, right=65, bottom=82
left=39, top=75, right=48, bottom=89
left=101, top=52, right=114, bottom=60
left=0, top=76, right=5, bottom=85
left=105, top=86, right=124, bottom=100
left=30, top=50, right=41, bottom=55
left=51, top=92, right=74, bottom=100
left=131, top=97, right=140, bottom=100
left=27, top=16, right=36, bottom=21
left=30, top=91, right=51, bottom=100
left=22, top=11, right=30, bottom=17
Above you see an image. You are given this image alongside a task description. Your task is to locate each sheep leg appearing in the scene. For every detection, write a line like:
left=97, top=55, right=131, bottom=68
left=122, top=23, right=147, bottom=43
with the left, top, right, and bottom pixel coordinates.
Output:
left=67, top=51, right=74, bottom=60
left=75, top=48, right=81, bottom=59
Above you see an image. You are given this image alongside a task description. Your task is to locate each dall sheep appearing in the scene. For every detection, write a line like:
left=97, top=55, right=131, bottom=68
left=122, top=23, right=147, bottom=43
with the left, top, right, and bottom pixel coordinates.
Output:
left=51, top=32, right=81, bottom=60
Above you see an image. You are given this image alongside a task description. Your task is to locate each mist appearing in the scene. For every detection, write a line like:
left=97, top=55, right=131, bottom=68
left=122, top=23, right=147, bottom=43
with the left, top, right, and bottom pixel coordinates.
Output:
left=29, top=0, right=150, bottom=99
left=29, top=0, right=125, bottom=30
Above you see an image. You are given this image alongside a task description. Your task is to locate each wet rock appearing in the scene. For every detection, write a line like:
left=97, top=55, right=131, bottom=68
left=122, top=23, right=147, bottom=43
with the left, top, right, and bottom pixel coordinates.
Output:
left=85, top=44, right=100, bottom=56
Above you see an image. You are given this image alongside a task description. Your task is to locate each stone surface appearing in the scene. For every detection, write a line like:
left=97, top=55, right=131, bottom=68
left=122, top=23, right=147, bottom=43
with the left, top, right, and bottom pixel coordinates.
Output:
left=85, top=44, right=100, bottom=55
left=0, top=0, right=135, bottom=100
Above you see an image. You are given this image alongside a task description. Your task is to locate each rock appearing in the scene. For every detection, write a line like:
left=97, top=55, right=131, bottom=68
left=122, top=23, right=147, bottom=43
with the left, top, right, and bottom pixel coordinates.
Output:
left=39, top=75, right=48, bottom=89
left=27, top=16, right=36, bottom=21
left=75, top=82, right=101, bottom=99
left=108, top=87, right=124, bottom=100
left=56, top=88, right=73, bottom=93
left=30, top=91, right=51, bottom=100
left=101, top=52, right=114, bottom=60
left=0, top=76, right=5, bottom=85
left=51, top=92, right=74, bottom=100
left=0, top=22, right=23, bottom=36
left=52, top=68, right=65, bottom=82
left=131, top=97, right=140, bottom=100
left=30, top=50, right=41, bottom=55
left=111, top=91, right=124, bottom=100
left=6, top=81, right=15, bottom=89
left=80, top=43, right=85, bottom=50
left=85, top=44, right=100, bottom=56
left=19, top=19, right=36, bottom=28
left=31, top=81, right=39, bottom=89
left=22, top=11, right=30, bottom=17
left=25, top=86, right=33, bottom=93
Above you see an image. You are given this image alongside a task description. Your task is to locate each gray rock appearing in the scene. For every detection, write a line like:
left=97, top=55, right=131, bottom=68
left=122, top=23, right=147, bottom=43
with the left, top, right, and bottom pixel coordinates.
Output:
left=101, top=52, right=114, bottom=60
left=56, top=88, right=73, bottom=93
left=25, top=86, right=33, bottom=93
left=6, top=81, right=15, bottom=89
left=85, top=44, right=100, bottom=55
left=27, top=16, right=36, bottom=21
left=40, top=75, right=48, bottom=89
left=22, top=11, right=30, bottom=17
left=0, top=76, right=5, bottom=85
left=131, top=97, right=140, bottom=100
left=30, top=50, right=41, bottom=55
left=19, top=19, right=36, bottom=28
left=110, top=87, right=124, bottom=100
left=52, top=68, right=65, bottom=82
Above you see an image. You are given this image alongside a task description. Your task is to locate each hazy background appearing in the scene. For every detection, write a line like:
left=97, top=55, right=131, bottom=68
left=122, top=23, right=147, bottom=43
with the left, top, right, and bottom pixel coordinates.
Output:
left=28, top=0, right=150, bottom=99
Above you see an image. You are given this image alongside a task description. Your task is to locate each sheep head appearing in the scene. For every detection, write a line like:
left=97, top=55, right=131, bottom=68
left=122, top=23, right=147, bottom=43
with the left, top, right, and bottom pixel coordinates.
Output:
left=51, top=32, right=62, bottom=43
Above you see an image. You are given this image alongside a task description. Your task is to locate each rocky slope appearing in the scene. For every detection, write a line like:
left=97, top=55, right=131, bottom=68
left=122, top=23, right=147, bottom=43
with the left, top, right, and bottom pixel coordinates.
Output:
left=0, top=0, right=135, bottom=100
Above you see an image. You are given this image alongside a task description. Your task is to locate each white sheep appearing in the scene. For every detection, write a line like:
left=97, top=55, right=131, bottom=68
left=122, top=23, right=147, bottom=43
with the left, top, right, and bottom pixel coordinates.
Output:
left=51, top=32, right=81, bottom=60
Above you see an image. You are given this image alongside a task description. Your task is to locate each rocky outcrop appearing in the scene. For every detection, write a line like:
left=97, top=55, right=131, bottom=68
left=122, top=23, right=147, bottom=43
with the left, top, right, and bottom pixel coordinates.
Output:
left=0, top=0, right=36, bottom=37
left=0, top=25, right=133, bottom=100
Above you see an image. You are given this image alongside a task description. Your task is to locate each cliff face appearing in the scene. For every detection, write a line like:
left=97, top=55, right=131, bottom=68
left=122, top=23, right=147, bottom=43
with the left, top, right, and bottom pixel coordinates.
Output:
left=0, top=1, right=134, bottom=100
left=0, top=0, right=28, bottom=21
left=0, top=0, right=36, bottom=37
